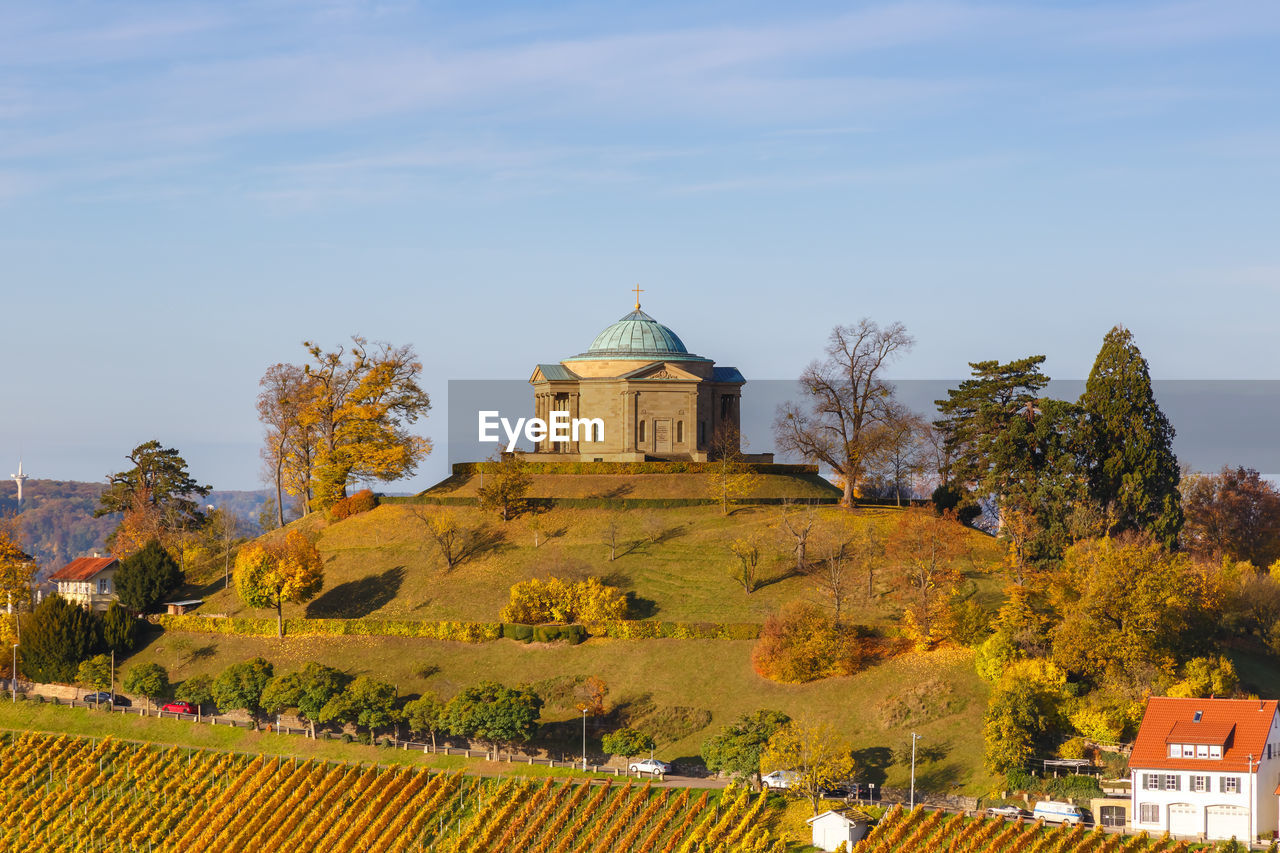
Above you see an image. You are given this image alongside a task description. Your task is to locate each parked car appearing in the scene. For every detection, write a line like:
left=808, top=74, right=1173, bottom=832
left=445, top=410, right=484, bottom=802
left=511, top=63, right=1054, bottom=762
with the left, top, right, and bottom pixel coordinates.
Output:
left=819, top=779, right=857, bottom=799
left=83, top=692, right=126, bottom=706
left=161, top=701, right=197, bottom=715
left=628, top=758, right=671, bottom=776
left=761, top=770, right=800, bottom=790
left=986, top=805, right=1027, bottom=818
left=1032, top=800, right=1085, bottom=826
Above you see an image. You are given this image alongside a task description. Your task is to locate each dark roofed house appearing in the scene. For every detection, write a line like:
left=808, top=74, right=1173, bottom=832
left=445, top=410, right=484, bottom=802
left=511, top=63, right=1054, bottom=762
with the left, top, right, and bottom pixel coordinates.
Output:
left=48, top=555, right=119, bottom=611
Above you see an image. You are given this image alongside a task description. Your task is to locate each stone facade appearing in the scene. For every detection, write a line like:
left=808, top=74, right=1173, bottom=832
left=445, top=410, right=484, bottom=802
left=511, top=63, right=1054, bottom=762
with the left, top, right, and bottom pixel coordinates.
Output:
left=529, top=304, right=752, bottom=462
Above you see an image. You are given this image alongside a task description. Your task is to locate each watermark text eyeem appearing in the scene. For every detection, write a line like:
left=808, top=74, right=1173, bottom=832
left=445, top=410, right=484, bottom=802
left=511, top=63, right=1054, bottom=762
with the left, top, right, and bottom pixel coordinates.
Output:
left=478, top=411, right=605, bottom=452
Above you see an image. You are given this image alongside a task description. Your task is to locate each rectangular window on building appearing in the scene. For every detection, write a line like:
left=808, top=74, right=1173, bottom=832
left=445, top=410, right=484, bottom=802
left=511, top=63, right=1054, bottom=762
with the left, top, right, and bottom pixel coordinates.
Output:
left=1143, top=774, right=1160, bottom=790
left=1192, top=775, right=1209, bottom=792
left=1222, top=777, right=1240, bottom=794
left=1169, top=744, right=1180, bottom=758
left=676, top=421, right=683, bottom=443
left=639, top=420, right=646, bottom=443
left=1210, top=746, right=1222, bottom=759
left=98, top=579, right=109, bottom=595
left=1164, top=774, right=1180, bottom=791
left=1197, top=744, right=1209, bottom=758
left=1139, top=803, right=1159, bottom=823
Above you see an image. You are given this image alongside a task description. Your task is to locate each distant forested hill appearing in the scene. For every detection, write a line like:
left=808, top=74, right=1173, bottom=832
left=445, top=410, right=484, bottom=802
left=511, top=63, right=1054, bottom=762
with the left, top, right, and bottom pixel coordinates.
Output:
left=0, top=480, right=269, bottom=575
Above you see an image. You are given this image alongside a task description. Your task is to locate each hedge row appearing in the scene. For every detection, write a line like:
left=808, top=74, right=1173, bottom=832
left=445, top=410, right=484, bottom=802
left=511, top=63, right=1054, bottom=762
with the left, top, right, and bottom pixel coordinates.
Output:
left=585, top=621, right=762, bottom=640
left=152, top=614, right=502, bottom=642
left=152, top=615, right=762, bottom=642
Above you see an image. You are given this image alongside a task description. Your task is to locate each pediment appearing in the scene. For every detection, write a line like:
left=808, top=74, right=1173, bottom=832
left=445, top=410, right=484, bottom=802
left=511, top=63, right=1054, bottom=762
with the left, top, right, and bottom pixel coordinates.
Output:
left=530, top=363, right=579, bottom=383
left=620, top=362, right=701, bottom=381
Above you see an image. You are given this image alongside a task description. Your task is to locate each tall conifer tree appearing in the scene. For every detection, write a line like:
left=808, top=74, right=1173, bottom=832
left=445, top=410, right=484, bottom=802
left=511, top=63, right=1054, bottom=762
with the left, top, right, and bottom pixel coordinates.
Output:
left=1079, top=326, right=1182, bottom=547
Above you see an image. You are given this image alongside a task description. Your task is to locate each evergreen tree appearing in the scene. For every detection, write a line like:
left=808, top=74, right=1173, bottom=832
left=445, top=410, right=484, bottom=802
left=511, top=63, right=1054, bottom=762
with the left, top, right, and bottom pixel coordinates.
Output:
left=101, top=601, right=139, bottom=654
left=1079, top=326, right=1182, bottom=547
left=19, top=595, right=101, bottom=683
left=212, top=658, right=274, bottom=728
left=113, top=539, right=183, bottom=613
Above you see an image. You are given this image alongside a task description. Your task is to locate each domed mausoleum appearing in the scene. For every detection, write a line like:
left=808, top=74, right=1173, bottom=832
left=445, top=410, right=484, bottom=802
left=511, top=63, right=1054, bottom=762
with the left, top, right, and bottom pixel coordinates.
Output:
left=529, top=297, right=759, bottom=461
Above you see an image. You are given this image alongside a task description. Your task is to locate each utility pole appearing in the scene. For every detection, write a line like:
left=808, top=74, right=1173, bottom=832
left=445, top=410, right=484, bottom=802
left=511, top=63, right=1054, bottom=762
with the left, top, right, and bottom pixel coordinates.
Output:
left=581, top=707, right=588, bottom=771
left=910, top=732, right=921, bottom=809
left=110, top=650, right=115, bottom=705
left=10, top=643, right=17, bottom=703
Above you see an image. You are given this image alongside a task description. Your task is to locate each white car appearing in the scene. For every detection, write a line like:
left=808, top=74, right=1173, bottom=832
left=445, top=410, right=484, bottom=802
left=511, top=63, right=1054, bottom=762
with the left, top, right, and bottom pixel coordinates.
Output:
left=986, top=805, right=1026, bottom=819
left=761, top=770, right=800, bottom=789
left=629, top=758, right=671, bottom=776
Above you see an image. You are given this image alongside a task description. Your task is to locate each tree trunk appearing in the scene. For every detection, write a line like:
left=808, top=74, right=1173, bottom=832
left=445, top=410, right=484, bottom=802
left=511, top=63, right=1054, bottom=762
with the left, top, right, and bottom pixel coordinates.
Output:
left=842, top=475, right=855, bottom=507
left=276, top=602, right=284, bottom=638
left=274, top=459, right=286, bottom=529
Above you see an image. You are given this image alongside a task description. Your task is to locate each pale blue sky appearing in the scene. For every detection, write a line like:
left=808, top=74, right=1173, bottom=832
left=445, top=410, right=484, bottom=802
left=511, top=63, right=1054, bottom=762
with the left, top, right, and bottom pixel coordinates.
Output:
left=2, top=1, right=1277, bottom=491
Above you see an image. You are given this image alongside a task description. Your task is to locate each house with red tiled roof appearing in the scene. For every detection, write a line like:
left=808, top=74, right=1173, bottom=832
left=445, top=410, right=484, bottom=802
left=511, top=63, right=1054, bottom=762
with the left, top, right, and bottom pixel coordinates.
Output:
left=1130, top=696, right=1280, bottom=843
left=47, top=555, right=119, bottom=610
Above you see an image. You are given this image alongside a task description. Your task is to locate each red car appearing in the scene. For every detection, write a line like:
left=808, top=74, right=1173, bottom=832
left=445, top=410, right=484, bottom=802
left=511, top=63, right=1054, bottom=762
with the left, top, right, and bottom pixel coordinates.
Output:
left=161, top=701, right=197, bottom=714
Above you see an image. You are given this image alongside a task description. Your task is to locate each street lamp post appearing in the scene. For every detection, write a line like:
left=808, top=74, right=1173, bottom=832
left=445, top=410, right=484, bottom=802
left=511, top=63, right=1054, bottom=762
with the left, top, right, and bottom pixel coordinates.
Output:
left=581, top=708, right=588, bottom=772
left=10, top=644, right=17, bottom=703
left=910, top=733, right=922, bottom=809
left=869, top=782, right=876, bottom=805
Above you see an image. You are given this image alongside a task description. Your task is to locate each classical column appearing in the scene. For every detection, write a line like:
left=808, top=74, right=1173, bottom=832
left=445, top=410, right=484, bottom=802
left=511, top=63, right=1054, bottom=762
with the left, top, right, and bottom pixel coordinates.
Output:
left=570, top=392, right=580, bottom=453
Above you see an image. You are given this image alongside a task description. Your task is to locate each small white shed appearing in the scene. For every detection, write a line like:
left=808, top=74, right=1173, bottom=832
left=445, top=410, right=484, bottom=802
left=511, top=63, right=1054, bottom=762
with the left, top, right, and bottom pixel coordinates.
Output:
left=807, top=809, right=868, bottom=852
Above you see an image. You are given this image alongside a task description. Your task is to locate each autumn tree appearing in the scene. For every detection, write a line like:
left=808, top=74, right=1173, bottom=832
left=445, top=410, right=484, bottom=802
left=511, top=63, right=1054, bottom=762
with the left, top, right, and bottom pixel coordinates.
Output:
left=175, top=674, right=214, bottom=717
left=775, top=319, right=914, bottom=506
left=1182, top=466, right=1280, bottom=567
left=752, top=601, right=867, bottom=683
left=1079, top=326, right=1182, bottom=547
left=300, top=337, right=433, bottom=509
left=728, top=535, right=762, bottom=594
left=573, top=675, right=610, bottom=718
left=0, top=526, right=35, bottom=643
left=761, top=718, right=856, bottom=815
left=234, top=530, right=324, bottom=637
left=476, top=453, right=531, bottom=521
left=982, top=660, right=1070, bottom=775
left=701, top=709, right=791, bottom=788
left=96, top=440, right=210, bottom=552
left=887, top=509, right=966, bottom=645
left=706, top=424, right=760, bottom=514
left=113, top=539, right=182, bottom=613
left=412, top=508, right=489, bottom=572
left=1051, top=538, right=1207, bottom=678
left=1167, top=655, right=1239, bottom=699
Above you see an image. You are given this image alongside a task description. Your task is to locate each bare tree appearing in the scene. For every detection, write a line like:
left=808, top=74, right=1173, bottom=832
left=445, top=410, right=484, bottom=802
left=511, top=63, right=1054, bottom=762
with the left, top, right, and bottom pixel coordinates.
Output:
left=806, top=538, right=857, bottom=621
left=257, top=363, right=313, bottom=526
left=602, top=513, right=623, bottom=561
left=774, top=320, right=914, bottom=506
left=777, top=504, right=817, bottom=574
left=865, top=404, right=927, bottom=506
left=412, top=507, right=494, bottom=572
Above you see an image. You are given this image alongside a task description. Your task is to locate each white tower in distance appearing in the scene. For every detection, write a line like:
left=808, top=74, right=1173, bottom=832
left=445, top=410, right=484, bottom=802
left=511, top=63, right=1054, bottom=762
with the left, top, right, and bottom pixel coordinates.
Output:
left=10, top=460, right=28, bottom=506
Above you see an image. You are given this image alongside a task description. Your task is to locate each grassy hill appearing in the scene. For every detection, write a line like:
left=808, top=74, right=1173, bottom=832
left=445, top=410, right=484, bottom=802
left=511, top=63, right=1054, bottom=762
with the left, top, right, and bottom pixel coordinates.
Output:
left=144, top=471, right=1006, bottom=795
left=420, top=466, right=843, bottom=501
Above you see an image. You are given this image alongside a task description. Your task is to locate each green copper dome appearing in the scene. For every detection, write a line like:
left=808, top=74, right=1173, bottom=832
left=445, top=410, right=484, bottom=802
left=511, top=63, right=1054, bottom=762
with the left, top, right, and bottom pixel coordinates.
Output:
left=572, top=308, right=706, bottom=359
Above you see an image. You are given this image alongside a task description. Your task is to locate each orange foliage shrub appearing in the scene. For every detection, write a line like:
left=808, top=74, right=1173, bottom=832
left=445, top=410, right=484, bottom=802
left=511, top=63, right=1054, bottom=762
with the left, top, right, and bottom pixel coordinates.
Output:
left=751, top=601, right=891, bottom=683
left=329, top=489, right=378, bottom=521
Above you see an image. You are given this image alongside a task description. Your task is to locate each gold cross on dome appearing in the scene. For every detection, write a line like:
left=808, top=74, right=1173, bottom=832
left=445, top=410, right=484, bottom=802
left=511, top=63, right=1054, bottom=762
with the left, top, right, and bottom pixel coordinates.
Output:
left=633, top=284, right=644, bottom=309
